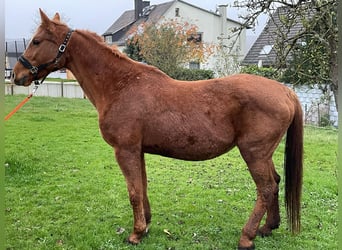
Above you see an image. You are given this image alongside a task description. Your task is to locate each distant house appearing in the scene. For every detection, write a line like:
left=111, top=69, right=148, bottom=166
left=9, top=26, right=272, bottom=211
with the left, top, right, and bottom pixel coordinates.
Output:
left=103, top=0, right=247, bottom=70
left=242, top=6, right=304, bottom=67
left=5, top=39, right=28, bottom=78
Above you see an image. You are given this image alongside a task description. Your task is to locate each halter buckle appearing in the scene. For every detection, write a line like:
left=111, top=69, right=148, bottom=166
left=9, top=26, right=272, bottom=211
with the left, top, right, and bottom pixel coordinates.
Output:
left=59, top=44, right=66, bottom=53
left=30, top=66, right=39, bottom=75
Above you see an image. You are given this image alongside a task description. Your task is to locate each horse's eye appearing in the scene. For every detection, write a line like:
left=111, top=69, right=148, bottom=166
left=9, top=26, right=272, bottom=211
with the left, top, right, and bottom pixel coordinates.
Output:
left=32, top=39, right=40, bottom=46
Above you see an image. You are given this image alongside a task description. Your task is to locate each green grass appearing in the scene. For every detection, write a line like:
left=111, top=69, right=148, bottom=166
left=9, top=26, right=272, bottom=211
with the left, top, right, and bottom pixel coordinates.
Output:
left=5, top=95, right=337, bottom=249
left=45, top=78, right=77, bottom=82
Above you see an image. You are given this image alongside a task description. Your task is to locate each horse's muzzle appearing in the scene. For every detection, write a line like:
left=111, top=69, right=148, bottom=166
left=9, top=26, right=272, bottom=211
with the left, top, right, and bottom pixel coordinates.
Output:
left=11, top=72, right=29, bottom=86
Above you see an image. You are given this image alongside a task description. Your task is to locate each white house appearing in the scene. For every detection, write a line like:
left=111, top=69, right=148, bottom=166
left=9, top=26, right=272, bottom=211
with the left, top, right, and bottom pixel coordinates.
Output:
left=102, top=0, right=246, bottom=72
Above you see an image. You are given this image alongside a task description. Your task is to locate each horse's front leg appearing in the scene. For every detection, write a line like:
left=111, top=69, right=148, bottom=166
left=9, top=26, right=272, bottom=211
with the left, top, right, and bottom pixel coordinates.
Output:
left=114, top=146, right=148, bottom=244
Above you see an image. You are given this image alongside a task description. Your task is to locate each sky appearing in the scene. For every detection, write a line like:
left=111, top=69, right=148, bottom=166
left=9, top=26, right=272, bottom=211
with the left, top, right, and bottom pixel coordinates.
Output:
left=5, top=0, right=266, bottom=39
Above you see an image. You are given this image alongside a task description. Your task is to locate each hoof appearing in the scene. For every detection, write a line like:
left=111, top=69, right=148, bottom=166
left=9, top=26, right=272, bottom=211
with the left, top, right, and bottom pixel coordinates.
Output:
left=125, top=236, right=140, bottom=245
left=126, top=232, right=144, bottom=245
left=125, top=226, right=150, bottom=245
left=238, top=243, right=255, bottom=250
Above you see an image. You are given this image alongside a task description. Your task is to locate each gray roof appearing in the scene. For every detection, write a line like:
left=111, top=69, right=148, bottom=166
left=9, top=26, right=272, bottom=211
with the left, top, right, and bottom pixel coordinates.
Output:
left=104, top=10, right=136, bottom=36
left=103, top=0, right=243, bottom=46
left=242, top=6, right=306, bottom=66
left=5, top=39, right=29, bottom=69
left=103, top=1, right=174, bottom=45
left=5, top=39, right=27, bottom=54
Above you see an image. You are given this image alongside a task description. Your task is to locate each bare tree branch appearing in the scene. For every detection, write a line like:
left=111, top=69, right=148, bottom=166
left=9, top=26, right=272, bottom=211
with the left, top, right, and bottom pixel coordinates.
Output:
left=232, top=0, right=338, bottom=110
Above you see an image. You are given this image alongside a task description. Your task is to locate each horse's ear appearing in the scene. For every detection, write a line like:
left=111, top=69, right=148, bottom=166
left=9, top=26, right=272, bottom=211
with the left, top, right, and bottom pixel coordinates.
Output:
left=52, top=12, right=61, bottom=22
left=39, top=8, right=51, bottom=27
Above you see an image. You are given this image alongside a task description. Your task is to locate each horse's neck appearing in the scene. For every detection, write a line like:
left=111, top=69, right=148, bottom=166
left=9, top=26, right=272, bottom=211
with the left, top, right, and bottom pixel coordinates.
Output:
left=65, top=30, right=134, bottom=109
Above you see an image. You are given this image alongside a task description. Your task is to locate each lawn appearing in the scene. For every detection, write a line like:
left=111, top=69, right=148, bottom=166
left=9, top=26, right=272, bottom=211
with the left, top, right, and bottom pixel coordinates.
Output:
left=4, top=95, right=338, bottom=249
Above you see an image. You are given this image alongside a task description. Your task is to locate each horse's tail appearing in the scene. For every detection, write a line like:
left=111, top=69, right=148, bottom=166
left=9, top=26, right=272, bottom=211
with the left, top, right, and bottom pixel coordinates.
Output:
left=284, top=96, right=303, bottom=234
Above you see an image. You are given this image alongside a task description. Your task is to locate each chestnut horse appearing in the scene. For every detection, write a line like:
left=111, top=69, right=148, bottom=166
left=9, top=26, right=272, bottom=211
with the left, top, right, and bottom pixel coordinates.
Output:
left=12, top=10, right=303, bottom=249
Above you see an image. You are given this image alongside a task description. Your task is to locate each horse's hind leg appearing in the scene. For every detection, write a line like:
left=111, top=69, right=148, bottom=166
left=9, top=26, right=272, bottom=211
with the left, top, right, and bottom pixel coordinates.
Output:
left=258, top=165, right=281, bottom=237
left=238, top=158, right=279, bottom=250
left=114, top=147, right=148, bottom=244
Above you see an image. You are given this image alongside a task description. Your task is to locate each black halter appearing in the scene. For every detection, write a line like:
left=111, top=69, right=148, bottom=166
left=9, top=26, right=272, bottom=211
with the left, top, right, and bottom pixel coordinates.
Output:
left=19, top=29, right=74, bottom=85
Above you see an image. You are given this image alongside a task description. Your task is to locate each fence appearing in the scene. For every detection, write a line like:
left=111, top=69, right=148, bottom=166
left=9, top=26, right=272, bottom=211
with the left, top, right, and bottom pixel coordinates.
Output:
left=5, top=81, right=85, bottom=99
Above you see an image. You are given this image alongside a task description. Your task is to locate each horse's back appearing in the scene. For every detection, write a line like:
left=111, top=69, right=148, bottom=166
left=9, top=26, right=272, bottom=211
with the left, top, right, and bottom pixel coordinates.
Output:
left=173, top=73, right=297, bottom=124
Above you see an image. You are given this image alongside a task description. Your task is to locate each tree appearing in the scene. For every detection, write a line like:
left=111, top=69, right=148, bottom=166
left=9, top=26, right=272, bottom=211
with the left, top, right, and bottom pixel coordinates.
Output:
left=281, top=33, right=331, bottom=86
left=124, top=37, right=143, bottom=62
left=233, top=0, right=338, bottom=110
left=213, top=43, right=241, bottom=78
left=124, top=19, right=214, bottom=78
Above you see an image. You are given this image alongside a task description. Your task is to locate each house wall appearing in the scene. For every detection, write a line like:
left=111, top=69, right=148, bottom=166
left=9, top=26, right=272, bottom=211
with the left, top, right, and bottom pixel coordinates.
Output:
left=160, top=1, right=246, bottom=71
left=111, top=2, right=247, bottom=72
left=162, top=2, right=217, bottom=43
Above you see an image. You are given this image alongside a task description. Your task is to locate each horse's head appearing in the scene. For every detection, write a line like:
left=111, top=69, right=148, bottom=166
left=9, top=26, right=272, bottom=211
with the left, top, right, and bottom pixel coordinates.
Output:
left=11, top=9, right=73, bottom=86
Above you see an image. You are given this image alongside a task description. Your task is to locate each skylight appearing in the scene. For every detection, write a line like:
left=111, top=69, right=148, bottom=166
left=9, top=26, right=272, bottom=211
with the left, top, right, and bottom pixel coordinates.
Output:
left=259, top=45, right=273, bottom=55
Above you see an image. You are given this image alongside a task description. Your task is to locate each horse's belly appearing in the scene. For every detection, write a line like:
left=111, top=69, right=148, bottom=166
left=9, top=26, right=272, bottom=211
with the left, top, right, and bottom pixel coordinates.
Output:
left=142, top=129, right=235, bottom=161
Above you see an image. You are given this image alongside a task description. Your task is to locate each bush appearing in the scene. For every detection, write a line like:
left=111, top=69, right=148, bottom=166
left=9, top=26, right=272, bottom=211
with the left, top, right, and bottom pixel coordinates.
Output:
left=170, top=68, right=215, bottom=81
left=319, top=113, right=334, bottom=127
left=240, top=65, right=278, bottom=80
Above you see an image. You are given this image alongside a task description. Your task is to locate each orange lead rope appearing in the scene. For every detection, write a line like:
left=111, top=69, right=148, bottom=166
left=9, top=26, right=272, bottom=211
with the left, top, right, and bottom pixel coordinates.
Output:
left=5, top=85, right=39, bottom=121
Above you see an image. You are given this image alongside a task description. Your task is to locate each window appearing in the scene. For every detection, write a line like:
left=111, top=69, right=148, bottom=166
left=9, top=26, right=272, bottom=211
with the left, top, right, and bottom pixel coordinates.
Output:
left=259, top=45, right=273, bottom=55
left=300, top=41, right=307, bottom=46
left=105, top=35, right=112, bottom=44
left=187, top=33, right=202, bottom=43
left=189, top=61, right=200, bottom=69
left=175, top=8, right=180, bottom=17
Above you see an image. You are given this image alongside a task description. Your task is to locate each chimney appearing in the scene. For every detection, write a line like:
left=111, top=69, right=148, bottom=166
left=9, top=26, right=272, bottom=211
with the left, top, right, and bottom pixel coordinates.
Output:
left=135, top=0, right=143, bottom=20
left=218, top=4, right=228, bottom=40
left=135, top=0, right=150, bottom=20
left=143, top=1, right=150, bottom=9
